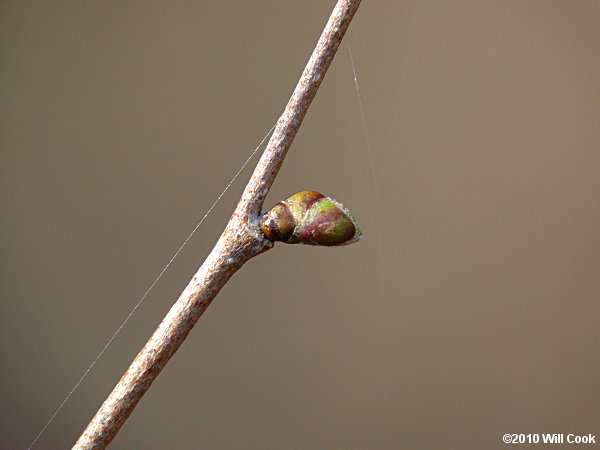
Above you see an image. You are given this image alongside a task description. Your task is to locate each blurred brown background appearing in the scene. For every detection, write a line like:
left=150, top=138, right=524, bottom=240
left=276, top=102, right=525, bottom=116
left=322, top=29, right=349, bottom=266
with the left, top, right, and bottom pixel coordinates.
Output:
left=1, top=1, right=599, bottom=449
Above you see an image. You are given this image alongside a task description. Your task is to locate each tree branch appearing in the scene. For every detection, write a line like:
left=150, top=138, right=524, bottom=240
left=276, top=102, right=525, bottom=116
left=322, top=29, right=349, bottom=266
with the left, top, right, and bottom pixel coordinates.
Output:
left=73, top=1, right=361, bottom=448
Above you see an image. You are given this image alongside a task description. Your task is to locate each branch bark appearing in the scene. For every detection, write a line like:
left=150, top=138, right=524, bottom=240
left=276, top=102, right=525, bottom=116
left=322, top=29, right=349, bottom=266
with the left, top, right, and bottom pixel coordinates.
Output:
left=73, top=1, right=361, bottom=448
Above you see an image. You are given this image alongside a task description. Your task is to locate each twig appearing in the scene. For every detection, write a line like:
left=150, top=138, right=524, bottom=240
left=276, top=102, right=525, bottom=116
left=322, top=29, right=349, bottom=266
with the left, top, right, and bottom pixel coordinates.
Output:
left=72, top=1, right=362, bottom=448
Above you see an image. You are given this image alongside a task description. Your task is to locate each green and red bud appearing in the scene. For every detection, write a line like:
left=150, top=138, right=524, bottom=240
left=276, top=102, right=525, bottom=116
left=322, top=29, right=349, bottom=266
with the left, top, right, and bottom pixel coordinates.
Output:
left=260, top=190, right=362, bottom=246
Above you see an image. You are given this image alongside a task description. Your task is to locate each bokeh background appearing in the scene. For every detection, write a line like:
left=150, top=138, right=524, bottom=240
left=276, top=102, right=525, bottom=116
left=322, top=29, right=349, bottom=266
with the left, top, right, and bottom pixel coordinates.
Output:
left=2, top=1, right=599, bottom=449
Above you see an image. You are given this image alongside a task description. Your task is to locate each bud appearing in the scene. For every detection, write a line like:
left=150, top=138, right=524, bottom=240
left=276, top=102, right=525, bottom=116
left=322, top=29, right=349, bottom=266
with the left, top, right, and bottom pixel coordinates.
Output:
left=260, top=190, right=362, bottom=246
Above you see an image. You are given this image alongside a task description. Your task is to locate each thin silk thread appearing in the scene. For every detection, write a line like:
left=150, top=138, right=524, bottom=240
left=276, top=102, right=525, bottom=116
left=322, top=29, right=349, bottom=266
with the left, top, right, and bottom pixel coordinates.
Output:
left=28, top=124, right=276, bottom=450
left=348, top=47, right=380, bottom=204
left=348, top=46, right=384, bottom=294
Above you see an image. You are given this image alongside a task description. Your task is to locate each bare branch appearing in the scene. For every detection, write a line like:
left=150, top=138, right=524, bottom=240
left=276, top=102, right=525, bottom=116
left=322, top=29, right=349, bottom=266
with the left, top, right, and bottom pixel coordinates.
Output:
left=73, top=1, right=361, bottom=448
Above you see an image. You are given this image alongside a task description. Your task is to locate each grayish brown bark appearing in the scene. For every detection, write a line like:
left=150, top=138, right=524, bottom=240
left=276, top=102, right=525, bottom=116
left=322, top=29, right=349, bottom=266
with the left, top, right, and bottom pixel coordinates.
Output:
left=73, top=1, right=361, bottom=448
